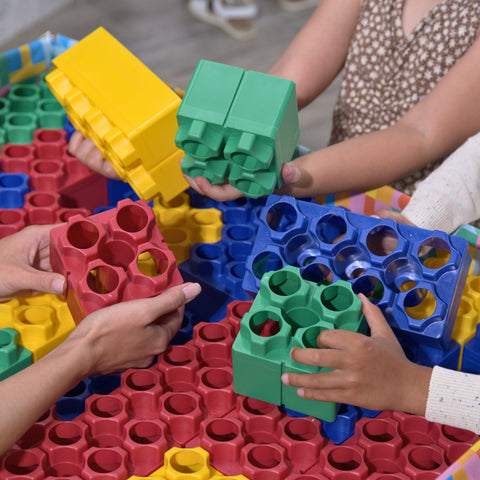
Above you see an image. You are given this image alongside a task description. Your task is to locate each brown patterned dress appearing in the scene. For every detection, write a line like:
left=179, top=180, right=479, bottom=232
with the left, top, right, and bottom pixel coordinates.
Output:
left=329, top=0, right=480, bottom=195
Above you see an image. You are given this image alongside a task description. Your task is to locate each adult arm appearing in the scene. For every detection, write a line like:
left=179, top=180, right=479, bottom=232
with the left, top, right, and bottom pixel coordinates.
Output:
left=0, top=282, right=200, bottom=455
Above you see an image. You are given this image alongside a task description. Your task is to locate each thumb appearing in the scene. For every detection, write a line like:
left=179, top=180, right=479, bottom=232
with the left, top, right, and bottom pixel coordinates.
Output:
left=358, top=293, right=396, bottom=339
left=21, top=268, right=65, bottom=296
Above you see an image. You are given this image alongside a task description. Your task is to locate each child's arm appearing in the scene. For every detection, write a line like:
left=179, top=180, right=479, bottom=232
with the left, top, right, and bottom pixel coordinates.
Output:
left=281, top=294, right=433, bottom=415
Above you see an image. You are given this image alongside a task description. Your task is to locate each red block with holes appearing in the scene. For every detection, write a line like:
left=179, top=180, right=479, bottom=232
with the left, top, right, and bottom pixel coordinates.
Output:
left=49, top=198, right=183, bottom=323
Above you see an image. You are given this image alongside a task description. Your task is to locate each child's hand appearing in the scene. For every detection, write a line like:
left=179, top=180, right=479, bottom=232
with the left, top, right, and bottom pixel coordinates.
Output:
left=68, top=131, right=120, bottom=180
left=374, top=209, right=416, bottom=227
left=183, top=172, right=245, bottom=202
left=281, top=294, right=432, bottom=415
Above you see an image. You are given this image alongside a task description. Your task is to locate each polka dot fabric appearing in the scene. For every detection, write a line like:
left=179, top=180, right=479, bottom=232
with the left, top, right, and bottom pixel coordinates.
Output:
left=329, top=0, right=480, bottom=195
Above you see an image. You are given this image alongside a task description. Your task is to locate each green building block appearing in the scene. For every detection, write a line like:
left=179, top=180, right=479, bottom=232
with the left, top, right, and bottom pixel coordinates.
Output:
left=35, top=98, right=66, bottom=128
left=176, top=60, right=244, bottom=162
left=4, top=112, right=37, bottom=144
left=177, top=60, right=300, bottom=198
left=232, top=265, right=366, bottom=422
left=0, top=97, right=11, bottom=126
left=8, top=83, right=41, bottom=113
left=0, top=328, right=32, bottom=381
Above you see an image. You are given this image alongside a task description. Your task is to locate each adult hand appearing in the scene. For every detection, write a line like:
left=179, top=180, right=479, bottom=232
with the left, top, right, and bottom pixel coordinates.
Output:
left=0, top=225, right=66, bottom=301
left=65, top=282, right=201, bottom=376
left=183, top=173, right=244, bottom=202
left=281, top=294, right=432, bottom=415
left=68, top=130, right=120, bottom=180
left=375, top=208, right=416, bottom=227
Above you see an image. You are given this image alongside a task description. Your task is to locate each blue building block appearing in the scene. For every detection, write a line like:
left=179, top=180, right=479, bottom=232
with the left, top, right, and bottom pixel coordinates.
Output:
left=243, top=195, right=471, bottom=350
left=0, top=173, right=29, bottom=208
left=461, top=323, right=480, bottom=374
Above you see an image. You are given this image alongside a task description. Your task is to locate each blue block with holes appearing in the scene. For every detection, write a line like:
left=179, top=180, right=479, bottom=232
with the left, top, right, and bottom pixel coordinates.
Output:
left=0, top=172, right=29, bottom=208
left=242, top=195, right=471, bottom=349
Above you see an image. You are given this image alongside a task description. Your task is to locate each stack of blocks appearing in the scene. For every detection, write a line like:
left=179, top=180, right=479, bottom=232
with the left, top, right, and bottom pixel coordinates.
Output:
left=232, top=265, right=366, bottom=421
left=177, top=59, right=300, bottom=199
left=49, top=198, right=183, bottom=323
left=46, top=27, right=188, bottom=203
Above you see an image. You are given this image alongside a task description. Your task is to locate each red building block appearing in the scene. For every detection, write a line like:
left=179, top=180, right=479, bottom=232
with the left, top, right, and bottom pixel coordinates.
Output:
left=50, top=198, right=183, bottom=323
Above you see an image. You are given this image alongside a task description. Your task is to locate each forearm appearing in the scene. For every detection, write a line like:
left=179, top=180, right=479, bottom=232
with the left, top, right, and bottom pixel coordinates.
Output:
left=281, top=122, right=438, bottom=197
left=0, top=338, right=88, bottom=455
left=426, top=366, right=480, bottom=434
left=402, top=133, right=480, bottom=233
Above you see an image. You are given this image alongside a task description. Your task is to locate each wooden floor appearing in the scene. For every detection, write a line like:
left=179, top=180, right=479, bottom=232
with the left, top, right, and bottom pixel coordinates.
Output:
left=0, top=0, right=341, bottom=149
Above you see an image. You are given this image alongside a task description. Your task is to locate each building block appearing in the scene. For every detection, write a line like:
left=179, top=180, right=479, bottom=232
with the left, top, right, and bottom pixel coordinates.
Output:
left=0, top=208, right=26, bottom=239
left=177, top=60, right=299, bottom=199
left=0, top=172, right=29, bottom=208
left=46, top=27, right=188, bottom=202
left=243, top=194, right=471, bottom=350
left=8, top=83, right=41, bottom=113
left=3, top=112, right=37, bottom=143
left=50, top=198, right=183, bottom=323
left=232, top=265, right=366, bottom=421
left=0, top=328, right=32, bottom=380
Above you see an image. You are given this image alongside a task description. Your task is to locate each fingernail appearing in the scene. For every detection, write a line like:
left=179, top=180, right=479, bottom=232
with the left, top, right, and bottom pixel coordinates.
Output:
left=297, top=388, right=305, bottom=398
left=52, top=277, right=65, bottom=294
left=281, top=373, right=289, bottom=385
left=371, top=214, right=380, bottom=218
left=182, top=282, right=201, bottom=302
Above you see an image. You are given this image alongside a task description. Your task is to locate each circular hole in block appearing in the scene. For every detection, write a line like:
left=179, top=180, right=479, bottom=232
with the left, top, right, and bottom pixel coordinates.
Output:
left=87, top=265, right=119, bottom=294
left=226, top=224, right=254, bottom=241
left=33, top=160, right=62, bottom=174
left=469, top=276, right=480, bottom=294
left=417, top=237, right=451, bottom=269
left=191, top=209, right=218, bottom=226
left=37, top=129, right=64, bottom=142
left=0, top=174, right=24, bottom=188
left=316, top=214, right=347, bottom=244
left=335, top=246, right=370, bottom=279
left=242, top=397, right=277, bottom=415
left=163, top=229, right=188, bottom=244
left=287, top=307, right=321, bottom=330
left=252, top=251, right=283, bottom=280
left=407, top=445, right=442, bottom=471
left=87, top=449, right=123, bottom=473
left=11, top=85, right=37, bottom=98
left=302, top=261, right=333, bottom=285
left=285, top=233, right=321, bottom=267
left=8, top=113, right=33, bottom=126
left=366, top=225, right=399, bottom=256
left=321, top=283, right=354, bottom=311
left=38, top=100, right=64, bottom=113
left=0, top=329, right=13, bottom=347
left=48, top=422, right=83, bottom=445
left=198, top=323, right=228, bottom=342
left=440, top=425, right=476, bottom=442
left=64, top=380, right=88, bottom=397
left=266, top=202, right=298, bottom=232
left=361, top=418, right=395, bottom=442
left=200, top=368, right=232, bottom=389
left=268, top=268, right=302, bottom=296
left=67, top=221, right=99, bottom=249
left=20, top=306, right=53, bottom=325
left=116, top=203, right=148, bottom=232
left=249, top=310, right=281, bottom=337
left=3, top=144, right=31, bottom=157
left=136, top=249, right=170, bottom=277
left=128, top=421, right=163, bottom=444
left=327, top=446, right=361, bottom=470
left=170, top=450, right=205, bottom=473
left=284, top=418, right=318, bottom=441
left=301, top=326, right=323, bottom=348
left=385, top=258, right=421, bottom=293
left=125, top=370, right=156, bottom=391
left=164, top=393, right=197, bottom=415
left=16, top=424, right=45, bottom=450
left=195, top=243, right=222, bottom=260
left=164, top=345, right=196, bottom=366
left=352, top=275, right=385, bottom=303
left=247, top=445, right=282, bottom=468
left=231, top=301, right=252, bottom=319
left=0, top=210, right=22, bottom=225
left=230, top=261, right=246, bottom=279
left=404, top=288, right=436, bottom=320
left=4, top=450, right=41, bottom=474
left=90, top=396, right=124, bottom=418
left=206, top=418, right=239, bottom=442
left=99, top=240, right=135, bottom=269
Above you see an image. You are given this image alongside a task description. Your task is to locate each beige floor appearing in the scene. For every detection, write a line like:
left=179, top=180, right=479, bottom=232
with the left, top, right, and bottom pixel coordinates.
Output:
left=0, top=0, right=341, bottom=150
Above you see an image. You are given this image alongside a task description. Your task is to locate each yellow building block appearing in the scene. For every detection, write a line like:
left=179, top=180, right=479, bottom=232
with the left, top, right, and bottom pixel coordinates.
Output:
left=46, top=27, right=188, bottom=202
left=153, top=194, right=223, bottom=264
left=11, top=294, right=76, bottom=361
left=135, top=447, right=249, bottom=480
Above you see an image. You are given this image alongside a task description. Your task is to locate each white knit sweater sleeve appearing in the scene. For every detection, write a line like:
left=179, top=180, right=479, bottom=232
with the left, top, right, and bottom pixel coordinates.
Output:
left=402, top=132, right=480, bottom=233
left=425, top=365, right=480, bottom=434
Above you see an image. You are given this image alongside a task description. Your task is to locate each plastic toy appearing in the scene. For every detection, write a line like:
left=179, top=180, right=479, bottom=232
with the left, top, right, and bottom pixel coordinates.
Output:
left=0, top=328, right=32, bottom=380
left=243, top=195, right=471, bottom=351
left=46, top=27, right=188, bottom=203
left=49, top=198, right=183, bottom=323
left=177, top=59, right=299, bottom=198
left=232, top=265, right=366, bottom=421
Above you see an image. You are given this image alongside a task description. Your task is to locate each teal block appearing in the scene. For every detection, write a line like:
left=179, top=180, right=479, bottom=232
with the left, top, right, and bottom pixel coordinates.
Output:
left=232, top=266, right=365, bottom=421
left=176, top=59, right=244, bottom=161
left=0, top=328, right=32, bottom=381
left=4, top=112, right=37, bottom=144
left=182, top=153, right=230, bottom=184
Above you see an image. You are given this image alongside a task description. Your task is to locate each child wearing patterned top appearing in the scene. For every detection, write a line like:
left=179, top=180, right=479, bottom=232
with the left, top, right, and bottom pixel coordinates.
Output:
left=182, top=0, right=480, bottom=201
